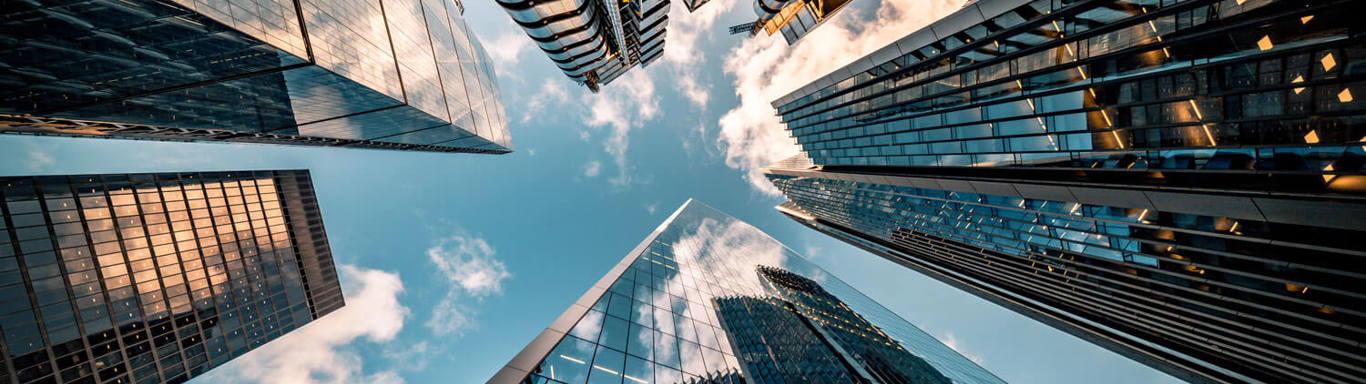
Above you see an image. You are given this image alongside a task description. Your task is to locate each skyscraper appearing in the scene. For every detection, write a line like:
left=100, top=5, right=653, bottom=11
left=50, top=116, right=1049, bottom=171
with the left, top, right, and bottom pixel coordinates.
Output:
left=1, top=0, right=511, bottom=154
left=489, top=199, right=1002, bottom=384
left=751, top=0, right=853, bottom=45
left=494, top=0, right=671, bottom=92
left=0, top=170, right=344, bottom=383
left=763, top=0, right=1366, bottom=382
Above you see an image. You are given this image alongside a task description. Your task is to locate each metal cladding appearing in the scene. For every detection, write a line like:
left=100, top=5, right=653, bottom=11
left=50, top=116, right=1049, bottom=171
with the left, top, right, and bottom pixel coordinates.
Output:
left=495, top=0, right=670, bottom=91
left=765, top=0, right=1366, bottom=382
left=0, top=0, right=511, bottom=153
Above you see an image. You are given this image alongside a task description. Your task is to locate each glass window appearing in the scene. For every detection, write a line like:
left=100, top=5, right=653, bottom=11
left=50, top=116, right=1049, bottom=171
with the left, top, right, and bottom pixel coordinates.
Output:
left=598, top=315, right=629, bottom=351
left=587, top=346, right=626, bottom=384
left=626, top=323, right=652, bottom=361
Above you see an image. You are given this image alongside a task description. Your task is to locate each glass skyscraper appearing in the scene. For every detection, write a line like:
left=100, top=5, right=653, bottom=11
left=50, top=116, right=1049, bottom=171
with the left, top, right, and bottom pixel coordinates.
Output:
left=763, top=0, right=1365, bottom=382
left=489, top=199, right=1002, bottom=384
left=0, top=170, right=344, bottom=384
left=1, top=0, right=511, bottom=154
left=494, top=0, right=671, bottom=92
left=751, top=0, right=852, bottom=45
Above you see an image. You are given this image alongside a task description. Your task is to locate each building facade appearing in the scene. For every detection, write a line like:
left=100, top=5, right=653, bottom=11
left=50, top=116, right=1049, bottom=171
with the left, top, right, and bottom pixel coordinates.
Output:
left=0, top=170, right=344, bottom=383
left=1, top=0, right=511, bottom=154
left=489, top=199, right=1002, bottom=384
left=763, top=0, right=1366, bottom=382
left=752, top=0, right=852, bottom=45
left=494, top=0, right=670, bottom=91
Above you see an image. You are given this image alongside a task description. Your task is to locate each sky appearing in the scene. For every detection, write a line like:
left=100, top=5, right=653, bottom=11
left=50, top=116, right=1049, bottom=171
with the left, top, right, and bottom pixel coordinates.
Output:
left=0, top=0, right=1184, bottom=382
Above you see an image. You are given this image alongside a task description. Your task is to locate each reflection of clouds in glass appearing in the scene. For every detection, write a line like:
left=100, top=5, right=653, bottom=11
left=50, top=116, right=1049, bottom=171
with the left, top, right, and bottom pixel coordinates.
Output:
left=570, top=310, right=603, bottom=342
left=679, top=217, right=790, bottom=290
left=643, top=215, right=791, bottom=360
left=634, top=304, right=653, bottom=331
left=654, top=330, right=677, bottom=365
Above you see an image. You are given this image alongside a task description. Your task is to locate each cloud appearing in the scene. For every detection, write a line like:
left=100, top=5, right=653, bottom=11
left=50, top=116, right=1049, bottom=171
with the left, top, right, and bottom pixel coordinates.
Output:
left=424, top=234, right=511, bottom=337
left=582, top=160, right=602, bottom=178
left=715, top=0, right=966, bottom=195
left=941, top=332, right=986, bottom=365
left=485, top=31, right=533, bottom=68
left=803, top=244, right=824, bottom=261
left=663, top=0, right=736, bottom=67
left=676, top=74, right=710, bottom=110
left=522, top=81, right=569, bottom=123
left=659, top=0, right=736, bottom=112
left=197, top=265, right=409, bottom=384
left=24, top=142, right=55, bottom=172
left=381, top=341, right=435, bottom=372
left=582, top=69, right=659, bottom=188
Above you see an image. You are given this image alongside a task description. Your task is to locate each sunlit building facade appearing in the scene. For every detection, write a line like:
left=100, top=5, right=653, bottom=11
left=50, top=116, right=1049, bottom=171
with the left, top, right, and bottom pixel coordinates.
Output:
left=489, top=199, right=1002, bottom=384
left=0, top=0, right=511, bottom=154
left=763, top=0, right=1366, bottom=382
left=752, top=0, right=852, bottom=45
left=0, top=170, right=344, bottom=383
left=494, top=0, right=670, bottom=91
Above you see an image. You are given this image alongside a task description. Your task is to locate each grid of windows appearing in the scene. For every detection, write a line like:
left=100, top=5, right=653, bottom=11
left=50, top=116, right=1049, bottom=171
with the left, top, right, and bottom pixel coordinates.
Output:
left=492, top=0, right=669, bottom=92
left=508, top=200, right=1003, bottom=384
left=0, top=171, right=342, bottom=384
left=0, top=0, right=510, bottom=154
left=764, top=0, right=1366, bottom=382
left=766, top=168, right=1366, bottom=383
left=773, top=0, right=1363, bottom=176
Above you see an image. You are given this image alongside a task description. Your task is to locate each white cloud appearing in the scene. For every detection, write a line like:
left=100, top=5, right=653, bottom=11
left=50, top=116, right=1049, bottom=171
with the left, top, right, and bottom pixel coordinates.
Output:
left=582, top=69, right=659, bottom=188
left=381, top=341, right=434, bottom=372
left=24, top=142, right=54, bottom=172
left=676, top=74, right=710, bottom=110
left=197, top=265, right=409, bottom=384
left=659, top=0, right=736, bottom=111
left=804, top=244, right=824, bottom=260
left=715, top=0, right=966, bottom=195
left=663, top=0, right=736, bottom=67
left=522, top=81, right=569, bottom=123
left=941, top=332, right=986, bottom=365
left=424, top=234, right=511, bottom=337
left=582, top=160, right=602, bottom=178
left=485, top=31, right=533, bottom=68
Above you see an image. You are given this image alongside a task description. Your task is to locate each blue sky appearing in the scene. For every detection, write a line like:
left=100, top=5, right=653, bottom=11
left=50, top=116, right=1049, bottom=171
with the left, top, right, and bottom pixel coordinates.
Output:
left=0, top=0, right=1183, bottom=382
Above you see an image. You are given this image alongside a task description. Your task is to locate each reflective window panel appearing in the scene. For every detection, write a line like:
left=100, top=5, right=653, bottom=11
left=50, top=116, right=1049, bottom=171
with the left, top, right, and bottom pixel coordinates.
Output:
left=492, top=200, right=1003, bottom=384
left=0, top=170, right=343, bottom=384
left=0, top=0, right=511, bottom=154
left=764, top=0, right=1366, bottom=382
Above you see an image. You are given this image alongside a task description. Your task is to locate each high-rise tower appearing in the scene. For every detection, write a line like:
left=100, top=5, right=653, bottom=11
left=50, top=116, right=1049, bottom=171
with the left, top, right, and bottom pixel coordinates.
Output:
left=1, top=0, right=511, bottom=153
left=764, top=0, right=1366, bottom=382
left=493, top=0, right=671, bottom=92
left=489, top=199, right=1002, bottom=384
left=0, top=170, right=343, bottom=383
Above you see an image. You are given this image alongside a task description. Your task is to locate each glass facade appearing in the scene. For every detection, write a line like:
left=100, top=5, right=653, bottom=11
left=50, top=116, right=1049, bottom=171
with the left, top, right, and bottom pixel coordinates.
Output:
left=763, top=0, right=1366, bottom=382
left=0, top=170, right=344, bottom=384
left=490, top=200, right=1002, bottom=384
left=0, top=0, right=511, bottom=154
left=494, top=0, right=669, bottom=91
left=753, top=0, right=852, bottom=45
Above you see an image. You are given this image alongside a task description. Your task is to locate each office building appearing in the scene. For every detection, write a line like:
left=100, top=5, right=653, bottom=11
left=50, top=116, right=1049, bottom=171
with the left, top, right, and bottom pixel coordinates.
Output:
left=0, top=170, right=344, bottom=383
left=494, top=0, right=670, bottom=91
left=752, top=0, right=852, bottom=44
left=489, top=199, right=1002, bottom=384
left=1, top=0, right=511, bottom=154
left=763, top=0, right=1366, bottom=382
